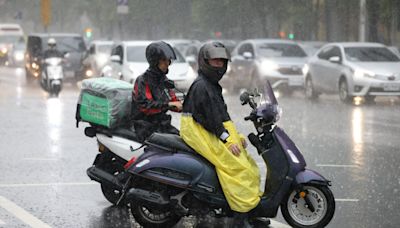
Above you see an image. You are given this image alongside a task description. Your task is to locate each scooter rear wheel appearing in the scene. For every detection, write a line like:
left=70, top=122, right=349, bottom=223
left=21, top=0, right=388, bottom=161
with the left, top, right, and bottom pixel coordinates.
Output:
left=281, top=184, right=335, bottom=228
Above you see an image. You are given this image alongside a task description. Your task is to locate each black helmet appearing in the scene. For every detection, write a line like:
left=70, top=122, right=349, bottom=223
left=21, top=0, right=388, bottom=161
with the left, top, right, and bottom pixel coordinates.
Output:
left=145, top=41, right=177, bottom=68
left=198, top=42, right=230, bottom=83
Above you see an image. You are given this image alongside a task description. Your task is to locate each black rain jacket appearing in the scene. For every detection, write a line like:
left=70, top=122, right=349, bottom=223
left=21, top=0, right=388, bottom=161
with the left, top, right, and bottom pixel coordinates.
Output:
left=182, top=71, right=231, bottom=139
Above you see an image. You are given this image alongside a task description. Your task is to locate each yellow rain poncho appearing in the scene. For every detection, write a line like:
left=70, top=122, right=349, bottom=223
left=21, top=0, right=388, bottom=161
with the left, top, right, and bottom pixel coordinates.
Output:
left=180, top=115, right=261, bottom=212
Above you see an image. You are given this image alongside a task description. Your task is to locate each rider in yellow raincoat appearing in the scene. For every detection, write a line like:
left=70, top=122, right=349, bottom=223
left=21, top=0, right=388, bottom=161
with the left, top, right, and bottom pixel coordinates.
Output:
left=180, top=42, right=261, bottom=226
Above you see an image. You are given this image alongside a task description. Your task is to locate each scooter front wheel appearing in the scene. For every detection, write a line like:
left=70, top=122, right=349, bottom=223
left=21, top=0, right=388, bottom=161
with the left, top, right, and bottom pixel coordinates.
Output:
left=130, top=203, right=181, bottom=228
left=281, top=184, right=335, bottom=228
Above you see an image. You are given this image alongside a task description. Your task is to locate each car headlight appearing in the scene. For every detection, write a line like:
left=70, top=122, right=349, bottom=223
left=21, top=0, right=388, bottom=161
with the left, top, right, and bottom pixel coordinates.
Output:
left=14, top=52, right=24, bottom=61
left=261, top=60, right=279, bottom=73
left=354, top=69, right=375, bottom=79
left=1, top=47, right=7, bottom=54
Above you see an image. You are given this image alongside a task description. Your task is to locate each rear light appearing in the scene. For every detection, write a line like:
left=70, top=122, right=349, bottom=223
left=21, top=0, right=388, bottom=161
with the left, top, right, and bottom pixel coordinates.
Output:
left=124, top=157, right=137, bottom=169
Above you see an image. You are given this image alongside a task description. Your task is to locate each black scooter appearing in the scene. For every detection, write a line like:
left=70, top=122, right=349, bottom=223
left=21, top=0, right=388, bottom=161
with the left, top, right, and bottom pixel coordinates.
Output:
left=118, top=82, right=335, bottom=227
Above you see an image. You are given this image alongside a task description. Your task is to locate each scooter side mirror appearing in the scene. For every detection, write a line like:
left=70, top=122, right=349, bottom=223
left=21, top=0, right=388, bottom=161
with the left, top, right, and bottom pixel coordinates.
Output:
left=240, top=91, right=250, bottom=105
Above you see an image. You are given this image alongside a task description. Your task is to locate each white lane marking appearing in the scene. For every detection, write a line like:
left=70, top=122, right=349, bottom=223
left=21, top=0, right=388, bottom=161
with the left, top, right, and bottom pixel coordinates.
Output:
left=270, top=219, right=291, bottom=227
left=0, top=182, right=97, bottom=188
left=335, top=198, right=359, bottom=202
left=23, top=158, right=59, bottom=161
left=316, top=164, right=358, bottom=168
left=0, top=218, right=5, bottom=225
left=0, top=196, right=51, bottom=228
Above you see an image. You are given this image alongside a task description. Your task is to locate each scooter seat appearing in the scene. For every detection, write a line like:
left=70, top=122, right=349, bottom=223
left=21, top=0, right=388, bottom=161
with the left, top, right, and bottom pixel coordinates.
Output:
left=146, top=133, right=196, bottom=154
left=111, top=127, right=139, bottom=141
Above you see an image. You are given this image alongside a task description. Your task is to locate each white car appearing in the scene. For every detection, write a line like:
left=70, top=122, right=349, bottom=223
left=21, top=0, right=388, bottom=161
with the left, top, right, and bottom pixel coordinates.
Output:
left=83, top=40, right=114, bottom=77
left=226, top=39, right=308, bottom=94
left=102, top=41, right=196, bottom=91
left=304, top=42, right=400, bottom=103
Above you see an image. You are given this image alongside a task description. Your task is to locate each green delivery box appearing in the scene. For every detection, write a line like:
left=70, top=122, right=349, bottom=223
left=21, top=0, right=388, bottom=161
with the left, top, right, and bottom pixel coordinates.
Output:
left=77, top=77, right=133, bottom=129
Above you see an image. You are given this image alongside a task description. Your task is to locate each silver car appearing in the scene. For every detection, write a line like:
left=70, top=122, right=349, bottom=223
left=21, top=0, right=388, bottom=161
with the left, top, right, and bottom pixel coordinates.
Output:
left=304, top=42, right=400, bottom=103
left=226, top=39, right=308, bottom=94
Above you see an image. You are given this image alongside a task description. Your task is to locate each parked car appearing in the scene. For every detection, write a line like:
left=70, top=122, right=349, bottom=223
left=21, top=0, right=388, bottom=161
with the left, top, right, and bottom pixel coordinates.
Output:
left=101, top=41, right=196, bottom=92
left=304, top=42, right=400, bottom=103
left=225, top=39, right=308, bottom=94
left=82, top=40, right=114, bottom=77
left=25, top=33, right=87, bottom=82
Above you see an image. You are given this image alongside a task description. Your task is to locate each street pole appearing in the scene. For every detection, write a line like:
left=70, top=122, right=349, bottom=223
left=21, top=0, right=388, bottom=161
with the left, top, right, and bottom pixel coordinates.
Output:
left=41, top=0, right=51, bottom=33
left=359, top=0, right=366, bottom=42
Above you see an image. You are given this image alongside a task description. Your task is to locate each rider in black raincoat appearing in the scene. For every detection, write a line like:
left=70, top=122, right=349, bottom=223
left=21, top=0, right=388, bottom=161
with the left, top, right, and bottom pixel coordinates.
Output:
left=131, top=41, right=182, bottom=142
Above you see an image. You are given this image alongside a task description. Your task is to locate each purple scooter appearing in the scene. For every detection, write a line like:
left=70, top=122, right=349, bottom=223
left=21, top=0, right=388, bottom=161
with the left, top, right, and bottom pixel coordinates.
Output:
left=123, top=81, right=335, bottom=228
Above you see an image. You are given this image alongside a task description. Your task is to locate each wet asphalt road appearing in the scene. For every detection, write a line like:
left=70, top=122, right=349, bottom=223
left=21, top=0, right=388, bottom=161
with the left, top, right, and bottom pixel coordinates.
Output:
left=0, top=67, right=400, bottom=228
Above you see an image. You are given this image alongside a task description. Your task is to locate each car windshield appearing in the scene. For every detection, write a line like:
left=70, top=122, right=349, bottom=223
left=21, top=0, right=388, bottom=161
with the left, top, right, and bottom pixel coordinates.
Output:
left=344, top=47, right=400, bottom=62
left=42, top=36, right=86, bottom=53
left=97, top=44, right=112, bottom=54
left=126, top=45, right=185, bottom=63
left=257, top=43, right=307, bottom=57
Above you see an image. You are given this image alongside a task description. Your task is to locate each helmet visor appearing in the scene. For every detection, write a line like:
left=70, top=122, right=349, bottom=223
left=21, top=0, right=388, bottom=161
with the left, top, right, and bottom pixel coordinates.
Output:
left=204, top=47, right=230, bottom=60
left=159, top=43, right=177, bottom=60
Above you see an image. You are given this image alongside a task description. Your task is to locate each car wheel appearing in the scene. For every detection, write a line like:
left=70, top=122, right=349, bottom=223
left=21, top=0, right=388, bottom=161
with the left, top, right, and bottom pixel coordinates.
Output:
left=305, top=76, right=319, bottom=100
left=339, top=79, right=353, bottom=103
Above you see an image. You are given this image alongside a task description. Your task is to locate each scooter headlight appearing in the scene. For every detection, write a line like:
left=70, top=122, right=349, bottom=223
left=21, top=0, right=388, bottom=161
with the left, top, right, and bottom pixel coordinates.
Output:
left=32, top=62, right=39, bottom=69
left=85, top=69, right=94, bottom=77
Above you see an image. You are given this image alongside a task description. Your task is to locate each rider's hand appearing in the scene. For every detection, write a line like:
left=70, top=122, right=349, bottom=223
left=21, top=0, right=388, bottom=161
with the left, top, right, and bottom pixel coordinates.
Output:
left=168, top=101, right=182, bottom=111
left=228, top=143, right=241, bottom=157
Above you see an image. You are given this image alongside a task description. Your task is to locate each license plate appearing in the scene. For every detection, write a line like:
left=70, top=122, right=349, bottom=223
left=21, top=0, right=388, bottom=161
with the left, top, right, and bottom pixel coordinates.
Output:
left=288, top=77, right=304, bottom=86
left=383, top=83, right=400, bottom=91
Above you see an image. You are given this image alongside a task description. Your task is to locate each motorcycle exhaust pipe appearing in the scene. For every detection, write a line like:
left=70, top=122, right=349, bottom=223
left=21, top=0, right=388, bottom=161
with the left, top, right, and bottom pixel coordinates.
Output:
left=86, top=166, right=122, bottom=189
left=126, top=187, right=170, bottom=207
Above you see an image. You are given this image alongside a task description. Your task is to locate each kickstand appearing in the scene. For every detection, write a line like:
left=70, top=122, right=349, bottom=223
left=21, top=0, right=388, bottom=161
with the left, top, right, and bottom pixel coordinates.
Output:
left=116, top=176, right=132, bottom=206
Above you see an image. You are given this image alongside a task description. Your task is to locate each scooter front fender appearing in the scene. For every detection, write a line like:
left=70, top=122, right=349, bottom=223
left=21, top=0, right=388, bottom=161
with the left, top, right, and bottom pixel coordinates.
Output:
left=295, top=169, right=331, bottom=186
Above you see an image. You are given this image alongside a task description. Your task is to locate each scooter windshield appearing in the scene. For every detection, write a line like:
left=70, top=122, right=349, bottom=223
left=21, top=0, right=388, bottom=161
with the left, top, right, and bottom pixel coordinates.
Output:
left=261, top=80, right=278, bottom=106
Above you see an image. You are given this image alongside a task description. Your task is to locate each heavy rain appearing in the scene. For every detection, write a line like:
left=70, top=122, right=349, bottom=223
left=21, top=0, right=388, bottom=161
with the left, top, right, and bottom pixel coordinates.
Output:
left=0, top=0, right=400, bottom=227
